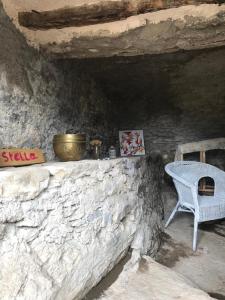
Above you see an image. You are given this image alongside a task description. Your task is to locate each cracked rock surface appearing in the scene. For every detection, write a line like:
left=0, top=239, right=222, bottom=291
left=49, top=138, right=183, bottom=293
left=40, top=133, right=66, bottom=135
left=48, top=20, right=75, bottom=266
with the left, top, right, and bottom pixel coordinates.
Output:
left=0, top=157, right=163, bottom=300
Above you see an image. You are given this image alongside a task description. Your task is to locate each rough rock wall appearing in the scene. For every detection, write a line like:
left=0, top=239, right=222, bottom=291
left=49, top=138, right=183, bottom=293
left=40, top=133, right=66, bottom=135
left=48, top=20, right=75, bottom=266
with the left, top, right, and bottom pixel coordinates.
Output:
left=132, top=154, right=163, bottom=256
left=76, top=48, right=225, bottom=159
left=0, top=158, right=163, bottom=300
left=0, top=1, right=111, bottom=160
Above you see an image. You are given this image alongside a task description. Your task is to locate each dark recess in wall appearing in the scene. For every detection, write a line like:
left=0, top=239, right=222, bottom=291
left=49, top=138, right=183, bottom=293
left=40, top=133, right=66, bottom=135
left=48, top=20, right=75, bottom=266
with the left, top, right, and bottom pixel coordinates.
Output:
left=65, top=47, right=225, bottom=159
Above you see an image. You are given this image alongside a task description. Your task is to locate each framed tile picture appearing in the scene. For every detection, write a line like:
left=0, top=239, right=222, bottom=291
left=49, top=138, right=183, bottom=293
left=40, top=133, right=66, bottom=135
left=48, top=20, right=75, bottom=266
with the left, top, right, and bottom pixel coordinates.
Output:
left=119, top=130, right=145, bottom=157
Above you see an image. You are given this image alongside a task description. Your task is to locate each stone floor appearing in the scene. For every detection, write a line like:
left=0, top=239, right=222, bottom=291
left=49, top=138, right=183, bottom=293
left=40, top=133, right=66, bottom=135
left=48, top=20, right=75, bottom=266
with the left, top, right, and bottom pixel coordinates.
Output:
left=84, top=187, right=225, bottom=300
left=156, top=188, right=225, bottom=300
left=85, top=254, right=213, bottom=300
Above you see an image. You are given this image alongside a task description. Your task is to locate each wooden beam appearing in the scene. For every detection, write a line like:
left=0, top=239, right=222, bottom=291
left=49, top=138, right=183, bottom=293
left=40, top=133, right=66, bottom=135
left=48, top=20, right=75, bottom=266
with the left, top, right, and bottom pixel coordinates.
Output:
left=18, top=0, right=219, bottom=30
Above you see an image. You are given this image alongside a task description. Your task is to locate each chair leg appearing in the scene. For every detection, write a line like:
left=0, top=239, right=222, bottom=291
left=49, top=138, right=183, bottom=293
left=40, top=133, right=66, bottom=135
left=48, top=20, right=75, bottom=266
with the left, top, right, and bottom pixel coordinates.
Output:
left=193, top=216, right=199, bottom=251
left=165, top=202, right=180, bottom=228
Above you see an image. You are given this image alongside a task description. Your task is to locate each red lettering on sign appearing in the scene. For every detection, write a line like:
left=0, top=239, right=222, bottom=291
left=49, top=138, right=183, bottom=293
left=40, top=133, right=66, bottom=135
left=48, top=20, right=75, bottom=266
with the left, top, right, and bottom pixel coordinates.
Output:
left=20, top=153, right=25, bottom=161
left=2, top=151, right=8, bottom=162
left=24, top=153, right=30, bottom=161
left=14, top=153, right=20, bottom=161
left=0, top=149, right=44, bottom=167
left=30, top=153, right=37, bottom=160
left=1, top=152, right=39, bottom=161
left=9, top=152, right=14, bottom=161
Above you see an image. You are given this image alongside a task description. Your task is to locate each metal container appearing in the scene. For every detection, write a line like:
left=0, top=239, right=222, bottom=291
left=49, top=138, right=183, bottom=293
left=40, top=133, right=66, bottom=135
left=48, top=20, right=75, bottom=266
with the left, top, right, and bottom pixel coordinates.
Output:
left=109, top=146, right=116, bottom=159
left=53, top=134, right=86, bottom=161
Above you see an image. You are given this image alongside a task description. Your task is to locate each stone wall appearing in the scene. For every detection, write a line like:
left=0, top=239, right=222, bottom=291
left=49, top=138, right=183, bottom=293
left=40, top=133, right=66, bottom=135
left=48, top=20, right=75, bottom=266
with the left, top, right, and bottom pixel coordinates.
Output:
left=76, top=48, right=225, bottom=160
left=0, top=158, right=163, bottom=300
left=0, top=1, right=111, bottom=160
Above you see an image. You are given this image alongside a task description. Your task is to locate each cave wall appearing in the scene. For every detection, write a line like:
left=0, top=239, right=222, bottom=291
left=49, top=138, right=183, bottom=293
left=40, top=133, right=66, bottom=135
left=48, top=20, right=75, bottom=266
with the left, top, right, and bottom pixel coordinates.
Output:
left=79, top=48, right=225, bottom=160
left=2, top=0, right=225, bottom=161
left=0, top=1, right=111, bottom=160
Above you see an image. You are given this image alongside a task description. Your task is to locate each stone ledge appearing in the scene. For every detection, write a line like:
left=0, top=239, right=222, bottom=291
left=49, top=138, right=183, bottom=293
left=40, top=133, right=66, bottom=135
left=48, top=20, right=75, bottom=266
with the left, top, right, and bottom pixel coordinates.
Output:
left=0, top=157, right=163, bottom=300
left=0, top=158, right=138, bottom=200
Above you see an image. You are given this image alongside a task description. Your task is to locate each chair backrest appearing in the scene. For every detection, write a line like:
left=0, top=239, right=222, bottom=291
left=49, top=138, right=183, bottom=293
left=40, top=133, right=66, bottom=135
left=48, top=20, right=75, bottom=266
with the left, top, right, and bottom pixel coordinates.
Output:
left=165, top=161, right=225, bottom=207
left=175, top=138, right=225, bottom=161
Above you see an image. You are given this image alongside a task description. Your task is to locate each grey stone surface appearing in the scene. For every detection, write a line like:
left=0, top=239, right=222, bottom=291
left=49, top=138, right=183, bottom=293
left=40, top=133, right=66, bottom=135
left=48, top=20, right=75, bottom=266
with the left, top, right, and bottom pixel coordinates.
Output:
left=0, top=1, right=111, bottom=160
left=76, top=48, right=225, bottom=161
left=0, top=157, right=163, bottom=300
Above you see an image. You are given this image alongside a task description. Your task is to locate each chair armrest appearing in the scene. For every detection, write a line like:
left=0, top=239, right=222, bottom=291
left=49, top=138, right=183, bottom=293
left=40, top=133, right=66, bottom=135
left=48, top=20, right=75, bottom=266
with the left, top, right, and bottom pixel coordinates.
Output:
left=165, top=165, right=196, bottom=189
left=173, top=176, right=196, bottom=189
left=172, top=176, right=199, bottom=209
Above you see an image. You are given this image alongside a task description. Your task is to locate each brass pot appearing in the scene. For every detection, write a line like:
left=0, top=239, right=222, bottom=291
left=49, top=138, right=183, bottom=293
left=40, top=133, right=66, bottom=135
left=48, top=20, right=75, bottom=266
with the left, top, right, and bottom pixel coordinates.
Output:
left=53, top=134, right=86, bottom=161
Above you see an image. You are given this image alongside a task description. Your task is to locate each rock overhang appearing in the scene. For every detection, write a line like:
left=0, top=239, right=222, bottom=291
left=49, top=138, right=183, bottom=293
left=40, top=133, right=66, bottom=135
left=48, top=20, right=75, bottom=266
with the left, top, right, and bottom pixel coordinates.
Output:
left=2, top=0, right=225, bottom=58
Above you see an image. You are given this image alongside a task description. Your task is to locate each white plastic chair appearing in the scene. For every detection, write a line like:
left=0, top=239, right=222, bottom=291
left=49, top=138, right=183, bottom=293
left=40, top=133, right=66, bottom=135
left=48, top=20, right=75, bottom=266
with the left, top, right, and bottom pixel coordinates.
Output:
left=165, top=161, right=225, bottom=251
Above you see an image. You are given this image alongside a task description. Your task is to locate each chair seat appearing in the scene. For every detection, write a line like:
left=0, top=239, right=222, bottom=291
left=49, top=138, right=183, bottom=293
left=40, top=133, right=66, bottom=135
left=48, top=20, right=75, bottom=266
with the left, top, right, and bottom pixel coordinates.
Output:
left=198, top=195, right=225, bottom=221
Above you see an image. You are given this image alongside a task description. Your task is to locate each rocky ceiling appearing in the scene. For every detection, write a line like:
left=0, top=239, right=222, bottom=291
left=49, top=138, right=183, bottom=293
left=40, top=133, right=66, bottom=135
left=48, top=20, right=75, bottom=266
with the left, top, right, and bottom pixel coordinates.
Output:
left=2, top=0, right=225, bottom=58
